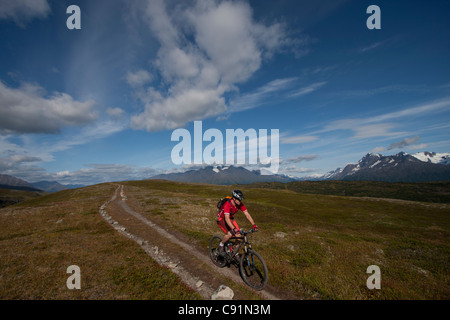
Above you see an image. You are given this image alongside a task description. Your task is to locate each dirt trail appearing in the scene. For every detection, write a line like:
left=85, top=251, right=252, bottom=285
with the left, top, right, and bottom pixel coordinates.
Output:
left=99, top=184, right=285, bottom=300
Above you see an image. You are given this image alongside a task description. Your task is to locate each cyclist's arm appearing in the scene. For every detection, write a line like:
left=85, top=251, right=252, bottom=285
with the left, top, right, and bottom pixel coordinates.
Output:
left=224, top=213, right=235, bottom=231
left=242, top=210, right=255, bottom=226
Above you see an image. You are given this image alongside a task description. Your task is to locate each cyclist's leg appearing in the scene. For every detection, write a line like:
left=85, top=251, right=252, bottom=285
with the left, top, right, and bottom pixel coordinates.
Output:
left=230, top=219, right=243, bottom=246
left=217, top=217, right=232, bottom=254
left=221, top=218, right=241, bottom=243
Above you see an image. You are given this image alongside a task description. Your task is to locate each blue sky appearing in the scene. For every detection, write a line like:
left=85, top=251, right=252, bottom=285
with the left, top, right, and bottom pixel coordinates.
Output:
left=0, top=0, right=449, bottom=185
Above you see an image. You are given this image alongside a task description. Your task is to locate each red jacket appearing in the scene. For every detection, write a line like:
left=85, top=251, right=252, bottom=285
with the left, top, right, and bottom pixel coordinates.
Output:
left=218, top=200, right=247, bottom=219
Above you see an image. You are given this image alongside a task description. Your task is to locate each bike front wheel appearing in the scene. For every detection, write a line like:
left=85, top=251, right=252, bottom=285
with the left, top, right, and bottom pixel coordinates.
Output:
left=209, top=235, right=227, bottom=268
left=239, top=249, right=268, bottom=290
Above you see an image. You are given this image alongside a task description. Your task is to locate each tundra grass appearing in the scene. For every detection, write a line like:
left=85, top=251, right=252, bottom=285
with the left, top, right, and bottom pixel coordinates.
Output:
left=0, top=188, right=45, bottom=208
left=124, top=179, right=450, bottom=300
left=0, top=183, right=200, bottom=300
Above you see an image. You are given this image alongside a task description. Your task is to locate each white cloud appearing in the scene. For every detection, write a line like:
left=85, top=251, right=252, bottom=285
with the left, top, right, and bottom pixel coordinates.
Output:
left=0, top=154, right=41, bottom=172
left=107, top=107, right=125, bottom=118
left=126, top=70, right=153, bottom=88
left=132, top=87, right=227, bottom=131
left=281, top=135, right=318, bottom=144
left=0, top=0, right=50, bottom=27
left=130, top=0, right=301, bottom=132
left=188, top=1, right=266, bottom=84
left=0, top=81, right=98, bottom=134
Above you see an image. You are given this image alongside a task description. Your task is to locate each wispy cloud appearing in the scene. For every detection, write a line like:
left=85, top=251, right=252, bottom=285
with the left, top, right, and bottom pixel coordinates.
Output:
left=319, top=98, right=450, bottom=139
left=278, top=165, right=316, bottom=176
left=283, top=154, right=318, bottom=163
left=335, top=84, right=434, bottom=99
left=353, top=123, right=404, bottom=139
left=48, top=120, right=127, bottom=155
left=322, top=120, right=404, bottom=139
left=281, top=135, right=318, bottom=144
left=0, top=0, right=50, bottom=27
left=288, top=81, right=327, bottom=98
left=370, top=99, right=450, bottom=123
left=225, top=79, right=326, bottom=115
left=227, top=77, right=298, bottom=114
left=357, top=41, right=383, bottom=53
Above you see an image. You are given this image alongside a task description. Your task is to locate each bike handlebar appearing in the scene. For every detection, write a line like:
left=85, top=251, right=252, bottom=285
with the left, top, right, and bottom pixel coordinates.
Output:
left=239, top=229, right=258, bottom=235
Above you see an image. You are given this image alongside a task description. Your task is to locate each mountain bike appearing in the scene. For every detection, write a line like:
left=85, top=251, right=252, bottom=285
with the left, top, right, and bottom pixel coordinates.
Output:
left=209, top=229, right=268, bottom=291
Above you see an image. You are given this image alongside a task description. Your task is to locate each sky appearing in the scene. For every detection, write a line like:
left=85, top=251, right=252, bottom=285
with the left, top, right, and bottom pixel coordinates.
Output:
left=0, top=0, right=449, bottom=185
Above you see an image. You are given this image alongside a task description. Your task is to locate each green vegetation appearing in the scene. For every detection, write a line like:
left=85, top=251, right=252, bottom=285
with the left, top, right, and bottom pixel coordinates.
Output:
left=1, top=179, right=449, bottom=299
left=124, top=179, right=450, bottom=299
left=245, top=180, right=450, bottom=203
left=0, top=183, right=200, bottom=300
left=0, top=188, right=45, bottom=208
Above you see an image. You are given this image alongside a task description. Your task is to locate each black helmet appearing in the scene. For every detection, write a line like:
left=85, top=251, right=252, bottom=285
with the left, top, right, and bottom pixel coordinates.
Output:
left=232, top=190, right=244, bottom=201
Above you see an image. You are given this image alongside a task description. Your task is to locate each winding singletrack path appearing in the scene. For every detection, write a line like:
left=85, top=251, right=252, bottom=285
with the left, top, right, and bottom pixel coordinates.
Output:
left=99, top=184, right=287, bottom=300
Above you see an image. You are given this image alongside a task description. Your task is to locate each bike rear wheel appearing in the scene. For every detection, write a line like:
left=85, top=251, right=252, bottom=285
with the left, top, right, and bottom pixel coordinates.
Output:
left=209, top=235, right=227, bottom=268
left=239, top=249, right=268, bottom=290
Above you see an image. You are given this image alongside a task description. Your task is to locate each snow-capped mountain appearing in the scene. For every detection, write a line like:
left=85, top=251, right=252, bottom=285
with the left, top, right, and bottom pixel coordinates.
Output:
left=410, top=152, right=450, bottom=165
left=323, top=152, right=450, bottom=182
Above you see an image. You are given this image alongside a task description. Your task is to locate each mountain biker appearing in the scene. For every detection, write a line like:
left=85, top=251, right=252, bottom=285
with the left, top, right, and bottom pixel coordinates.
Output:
left=217, top=190, right=258, bottom=255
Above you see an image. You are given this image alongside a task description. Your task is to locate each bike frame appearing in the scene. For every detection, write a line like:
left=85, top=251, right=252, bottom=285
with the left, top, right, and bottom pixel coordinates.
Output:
left=225, top=230, right=254, bottom=259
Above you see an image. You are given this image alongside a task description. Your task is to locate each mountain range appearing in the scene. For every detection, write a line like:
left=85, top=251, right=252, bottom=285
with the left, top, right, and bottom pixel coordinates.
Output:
left=149, top=165, right=294, bottom=185
left=1, top=152, right=449, bottom=191
left=0, top=174, right=84, bottom=193
left=150, top=151, right=450, bottom=184
left=322, top=152, right=450, bottom=182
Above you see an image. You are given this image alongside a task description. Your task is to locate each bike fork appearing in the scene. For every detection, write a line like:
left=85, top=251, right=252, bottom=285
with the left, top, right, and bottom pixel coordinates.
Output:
left=247, top=255, right=256, bottom=271
left=243, top=247, right=256, bottom=272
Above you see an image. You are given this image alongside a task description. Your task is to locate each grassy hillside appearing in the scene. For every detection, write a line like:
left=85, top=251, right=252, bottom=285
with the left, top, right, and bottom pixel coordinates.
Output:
left=0, top=188, right=45, bottom=208
left=1, top=179, right=449, bottom=299
left=244, top=180, right=450, bottom=203
left=123, top=179, right=450, bottom=299
left=0, top=183, right=200, bottom=299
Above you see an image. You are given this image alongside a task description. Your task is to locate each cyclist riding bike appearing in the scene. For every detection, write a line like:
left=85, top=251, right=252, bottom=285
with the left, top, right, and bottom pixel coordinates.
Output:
left=217, top=190, right=258, bottom=256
